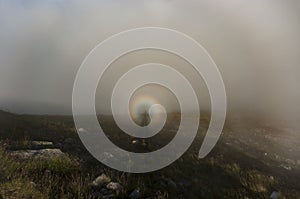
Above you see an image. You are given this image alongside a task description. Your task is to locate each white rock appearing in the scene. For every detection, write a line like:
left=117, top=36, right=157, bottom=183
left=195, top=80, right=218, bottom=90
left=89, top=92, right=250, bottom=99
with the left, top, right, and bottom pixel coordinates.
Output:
left=31, top=141, right=53, bottom=146
left=270, top=191, right=282, bottom=199
left=132, top=140, right=138, bottom=144
left=92, top=174, right=111, bottom=186
left=106, top=182, right=122, bottom=191
left=280, top=164, right=292, bottom=171
left=11, top=148, right=66, bottom=159
left=78, top=128, right=87, bottom=133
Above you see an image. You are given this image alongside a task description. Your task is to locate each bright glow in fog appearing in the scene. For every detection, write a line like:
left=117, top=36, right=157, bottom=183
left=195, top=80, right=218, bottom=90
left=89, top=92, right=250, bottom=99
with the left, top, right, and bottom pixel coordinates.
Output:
left=129, top=94, right=160, bottom=123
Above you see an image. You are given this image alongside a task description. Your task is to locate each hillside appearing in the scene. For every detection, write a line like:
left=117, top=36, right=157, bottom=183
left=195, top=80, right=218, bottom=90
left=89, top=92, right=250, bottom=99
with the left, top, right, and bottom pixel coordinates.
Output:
left=0, top=110, right=299, bottom=198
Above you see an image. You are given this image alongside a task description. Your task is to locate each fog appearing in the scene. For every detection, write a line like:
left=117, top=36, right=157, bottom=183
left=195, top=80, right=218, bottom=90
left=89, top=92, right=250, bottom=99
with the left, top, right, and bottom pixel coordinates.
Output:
left=0, top=0, right=299, bottom=127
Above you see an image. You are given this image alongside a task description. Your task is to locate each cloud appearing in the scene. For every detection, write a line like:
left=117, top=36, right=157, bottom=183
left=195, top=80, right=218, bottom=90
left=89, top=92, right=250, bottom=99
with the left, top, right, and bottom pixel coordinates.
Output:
left=0, top=0, right=299, bottom=128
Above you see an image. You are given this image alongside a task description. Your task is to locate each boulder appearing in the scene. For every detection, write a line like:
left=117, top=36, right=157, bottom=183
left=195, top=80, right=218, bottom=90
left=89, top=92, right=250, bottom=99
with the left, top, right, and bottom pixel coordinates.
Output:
left=270, top=191, right=282, bottom=199
left=92, top=174, right=111, bottom=187
left=106, top=182, right=123, bottom=192
left=129, top=189, right=141, bottom=199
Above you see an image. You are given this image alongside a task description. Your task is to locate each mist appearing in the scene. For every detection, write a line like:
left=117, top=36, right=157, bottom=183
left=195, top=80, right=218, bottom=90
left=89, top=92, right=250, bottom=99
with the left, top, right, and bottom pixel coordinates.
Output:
left=0, top=0, right=299, bottom=128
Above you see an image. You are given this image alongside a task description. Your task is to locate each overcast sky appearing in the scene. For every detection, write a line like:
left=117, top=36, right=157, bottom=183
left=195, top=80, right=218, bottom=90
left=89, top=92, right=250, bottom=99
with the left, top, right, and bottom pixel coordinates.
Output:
left=0, top=0, right=299, bottom=126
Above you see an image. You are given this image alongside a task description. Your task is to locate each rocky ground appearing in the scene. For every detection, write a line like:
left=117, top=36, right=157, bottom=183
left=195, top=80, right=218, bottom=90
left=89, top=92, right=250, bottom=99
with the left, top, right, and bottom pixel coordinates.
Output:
left=0, top=110, right=299, bottom=198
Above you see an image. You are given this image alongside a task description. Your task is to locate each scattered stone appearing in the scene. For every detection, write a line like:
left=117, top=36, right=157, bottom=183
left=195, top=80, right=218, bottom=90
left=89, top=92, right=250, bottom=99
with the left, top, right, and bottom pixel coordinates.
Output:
left=270, top=191, right=282, bottom=199
left=38, top=148, right=65, bottom=158
left=31, top=141, right=53, bottom=146
left=78, top=128, right=87, bottom=133
left=132, top=140, right=138, bottom=144
left=102, top=152, right=115, bottom=162
left=103, top=152, right=114, bottom=159
left=106, top=182, right=123, bottom=192
left=30, top=181, right=37, bottom=188
left=280, top=164, right=292, bottom=171
left=285, top=158, right=295, bottom=165
left=92, top=174, right=111, bottom=187
left=131, top=139, right=148, bottom=148
left=141, top=142, right=147, bottom=147
left=11, top=148, right=66, bottom=159
left=129, top=189, right=141, bottom=199
left=31, top=141, right=54, bottom=149
left=141, top=139, right=148, bottom=145
left=45, top=169, right=51, bottom=174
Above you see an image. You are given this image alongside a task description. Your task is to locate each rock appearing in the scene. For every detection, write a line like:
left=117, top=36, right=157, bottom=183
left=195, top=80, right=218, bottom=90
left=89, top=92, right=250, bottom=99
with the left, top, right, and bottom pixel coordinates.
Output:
left=31, top=141, right=53, bottom=147
left=132, top=139, right=148, bottom=145
left=270, top=191, right=282, bottom=199
left=141, top=142, right=147, bottom=147
left=106, top=182, right=123, bottom=192
left=280, top=164, right=292, bottom=171
left=11, top=148, right=66, bottom=159
left=45, top=169, right=51, bottom=173
left=37, top=149, right=65, bottom=159
left=30, top=181, right=37, bottom=188
left=132, top=140, right=138, bottom=144
left=92, top=174, right=111, bottom=187
left=285, top=158, right=295, bottom=165
left=32, top=141, right=53, bottom=150
left=103, top=152, right=114, bottom=158
left=129, top=189, right=141, bottom=199
left=78, top=128, right=87, bottom=133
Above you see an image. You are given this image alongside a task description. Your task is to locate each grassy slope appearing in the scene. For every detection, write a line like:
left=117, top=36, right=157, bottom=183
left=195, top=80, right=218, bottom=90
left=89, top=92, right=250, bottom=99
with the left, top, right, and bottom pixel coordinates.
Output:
left=0, top=110, right=299, bottom=198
